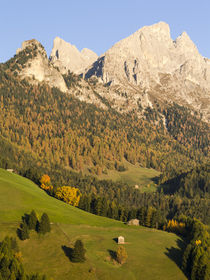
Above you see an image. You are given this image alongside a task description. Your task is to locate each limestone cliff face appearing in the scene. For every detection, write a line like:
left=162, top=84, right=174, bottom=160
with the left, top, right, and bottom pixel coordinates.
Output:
left=16, top=39, right=67, bottom=92
left=50, top=37, right=98, bottom=74
left=15, top=23, right=210, bottom=121
left=84, top=22, right=210, bottom=120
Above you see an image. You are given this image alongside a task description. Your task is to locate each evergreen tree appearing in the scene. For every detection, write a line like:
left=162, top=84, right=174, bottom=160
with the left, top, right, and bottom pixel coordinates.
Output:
left=128, top=208, right=137, bottom=221
left=28, top=210, right=38, bottom=230
left=37, top=213, right=51, bottom=234
left=197, top=254, right=210, bottom=280
left=182, top=243, right=192, bottom=275
left=9, top=258, right=19, bottom=277
left=101, top=197, right=108, bottom=217
left=9, top=271, right=16, bottom=280
left=71, top=240, right=86, bottom=263
left=95, top=197, right=102, bottom=215
left=84, top=195, right=91, bottom=212
left=145, top=207, right=153, bottom=227
left=0, top=257, right=10, bottom=279
left=150, top=210, right=158, bottom=228
left=137, top=207, right=146, bottom=226
left=19, top=221, right=29, bottom=240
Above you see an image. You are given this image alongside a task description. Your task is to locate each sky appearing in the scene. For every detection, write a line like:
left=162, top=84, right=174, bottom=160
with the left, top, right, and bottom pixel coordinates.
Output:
left=0, top=0, right=210, bottom=62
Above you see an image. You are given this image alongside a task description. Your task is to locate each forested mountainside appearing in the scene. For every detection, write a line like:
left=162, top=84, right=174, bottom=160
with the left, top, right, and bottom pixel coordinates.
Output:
left=0, top=65, right=209, bottom=178
left=0, top=57, right=209, bottom=226
left=161, top=164, right=209, bottom=197
left=162, top=104, right=209, bottom=154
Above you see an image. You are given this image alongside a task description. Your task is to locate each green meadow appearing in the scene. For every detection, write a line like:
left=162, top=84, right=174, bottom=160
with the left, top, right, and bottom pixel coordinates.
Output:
left=0, top=168, right=186, bottom=280
left=95, top=161, right=160, bottom=191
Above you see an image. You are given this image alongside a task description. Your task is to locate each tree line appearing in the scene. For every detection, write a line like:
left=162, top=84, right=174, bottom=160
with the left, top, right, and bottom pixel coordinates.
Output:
left=17, top=210, right=51, bottom=241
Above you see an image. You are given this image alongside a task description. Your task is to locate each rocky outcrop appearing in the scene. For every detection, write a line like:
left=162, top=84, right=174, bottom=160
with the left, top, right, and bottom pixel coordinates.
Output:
left=84, top=22, right=210, bottom=121
left=50, top=37, right=98, bottom=74
left=16, top=39, right=67, bottom=92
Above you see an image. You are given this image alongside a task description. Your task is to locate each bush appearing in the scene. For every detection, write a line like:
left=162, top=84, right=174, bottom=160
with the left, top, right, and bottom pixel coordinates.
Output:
left=116, top=246, right=127, bottom=264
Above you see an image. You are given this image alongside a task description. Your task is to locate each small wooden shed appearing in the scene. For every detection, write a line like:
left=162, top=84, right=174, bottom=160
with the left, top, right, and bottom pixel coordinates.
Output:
left=6, top=169, right=14, bottom=173
left=127, top=219, right=139, bottom=226
left=118, top=236, right=125, bottom=244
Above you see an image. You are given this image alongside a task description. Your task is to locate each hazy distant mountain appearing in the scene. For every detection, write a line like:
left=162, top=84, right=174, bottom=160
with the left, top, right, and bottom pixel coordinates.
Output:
left=50, top=37, right=98, bottom=74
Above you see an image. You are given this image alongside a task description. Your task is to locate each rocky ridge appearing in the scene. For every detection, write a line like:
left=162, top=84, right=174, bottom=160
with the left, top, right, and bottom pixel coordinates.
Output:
left=15, top=39, right=68, bottom=92
left=7, top=22, right=210, bottom=122
left=50, top=37, right=98, bottom=74
left=12, top=39, right=152, bottom=115
left=83, top=22, right=210, bottom=121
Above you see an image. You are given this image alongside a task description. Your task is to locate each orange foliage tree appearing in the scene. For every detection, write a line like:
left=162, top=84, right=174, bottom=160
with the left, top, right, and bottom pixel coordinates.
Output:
left=40, top=174, right=53, bottom=192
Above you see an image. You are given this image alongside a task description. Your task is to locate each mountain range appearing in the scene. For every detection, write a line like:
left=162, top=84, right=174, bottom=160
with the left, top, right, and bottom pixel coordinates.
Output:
left=12, top=21, right=209, bottom=122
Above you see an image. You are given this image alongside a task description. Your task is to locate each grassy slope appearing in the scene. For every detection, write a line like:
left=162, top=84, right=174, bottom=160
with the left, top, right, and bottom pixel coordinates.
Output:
left=0, top=169, right=186, bottom=280
left=96, top=161, right=160, bottom=191
left=0, top=168, right=121, bottom=227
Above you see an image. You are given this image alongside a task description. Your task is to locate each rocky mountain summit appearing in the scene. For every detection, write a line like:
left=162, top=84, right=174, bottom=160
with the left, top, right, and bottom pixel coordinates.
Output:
left=15, top=39, right=68, bottom=92
left=85, top=22, right=210, bottom=86
left=84, top=22, right=210, bottom=121
left=50, top=37, right=98, bottom=74
left=12, top=38, right=152, bottom=115
left=7, top=22, right=210, bottom=121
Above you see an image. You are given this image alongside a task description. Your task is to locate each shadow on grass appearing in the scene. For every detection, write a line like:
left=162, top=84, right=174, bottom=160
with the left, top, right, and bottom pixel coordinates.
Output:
left=165, top=238, right=188, bottom=278
left=108, top=249, right=116, bottom=261
left=62, top=245, right=74, bottom=261
left=151, top=175, right=160, bottom=184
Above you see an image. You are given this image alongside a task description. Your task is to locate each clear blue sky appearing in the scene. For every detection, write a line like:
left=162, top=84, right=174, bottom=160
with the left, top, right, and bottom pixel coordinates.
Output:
left=1, top=0, right=209, bottom=62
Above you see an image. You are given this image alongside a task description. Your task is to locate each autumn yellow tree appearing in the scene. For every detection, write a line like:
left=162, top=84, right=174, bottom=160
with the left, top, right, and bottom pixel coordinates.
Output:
left=163, top=219, right=185, bottom=235
left=55, top=186, right=81, bottom=206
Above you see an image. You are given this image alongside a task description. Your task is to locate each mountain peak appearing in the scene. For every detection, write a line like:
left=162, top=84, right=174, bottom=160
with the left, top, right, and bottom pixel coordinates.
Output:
left=83, top=22, right=210, bottom=121
left=14, top=39, right=67, bottom=92
left=50, top=37, right=98, bottom=74
left=16, top=39, right=45, bottom=56
left=139, top=21, right=170, bottom=35
left=174, top=31, right=199, bottom=56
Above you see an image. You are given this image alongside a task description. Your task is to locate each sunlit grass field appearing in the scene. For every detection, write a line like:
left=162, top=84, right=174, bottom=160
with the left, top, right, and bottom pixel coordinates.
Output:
left=0, top=168, right=186, bottom=280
